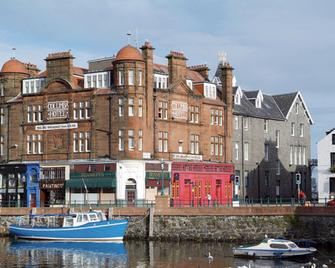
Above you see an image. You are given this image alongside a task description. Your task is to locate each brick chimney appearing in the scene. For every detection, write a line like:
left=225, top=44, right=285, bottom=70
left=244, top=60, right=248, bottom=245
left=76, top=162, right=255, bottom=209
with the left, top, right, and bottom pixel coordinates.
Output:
left=188, top=64, right=209, bottom=80
left=45, top=51, right=74, bottom=85
left=220, top=62, right=234, bottom=163
left=140, top=41, right=155, bottom=154
left=24, top=63, right=40, bottom=76
left=166, top=51, right=187, bottom=85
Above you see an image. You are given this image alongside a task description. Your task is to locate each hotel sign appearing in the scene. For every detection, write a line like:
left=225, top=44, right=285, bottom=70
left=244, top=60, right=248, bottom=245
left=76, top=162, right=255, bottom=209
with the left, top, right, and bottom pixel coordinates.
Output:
left=47, top=101, right=69, bottom=119
left=172, top=153, right=203, bottom=161
left=35, top=123, right=78, bottom=131
left=171, top=101, right=188, bottom=120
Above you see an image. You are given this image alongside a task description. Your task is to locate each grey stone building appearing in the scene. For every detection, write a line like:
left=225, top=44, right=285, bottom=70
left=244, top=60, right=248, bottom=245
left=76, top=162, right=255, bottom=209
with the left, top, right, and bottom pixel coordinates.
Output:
left=214, top=64, right=313, bottom=201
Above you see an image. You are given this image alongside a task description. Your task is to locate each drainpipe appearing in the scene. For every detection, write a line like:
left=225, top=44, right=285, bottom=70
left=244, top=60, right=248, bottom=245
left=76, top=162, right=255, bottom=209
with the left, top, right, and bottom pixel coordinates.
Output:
left=241, top=116, right=244, bottom=199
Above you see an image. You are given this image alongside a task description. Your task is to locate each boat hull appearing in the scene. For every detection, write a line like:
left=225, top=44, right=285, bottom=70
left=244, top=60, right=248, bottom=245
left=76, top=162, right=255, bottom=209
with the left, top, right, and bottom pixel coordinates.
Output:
left=9, top=219, right=128, bottom=242
left=233, top=247, right=316, bottom=259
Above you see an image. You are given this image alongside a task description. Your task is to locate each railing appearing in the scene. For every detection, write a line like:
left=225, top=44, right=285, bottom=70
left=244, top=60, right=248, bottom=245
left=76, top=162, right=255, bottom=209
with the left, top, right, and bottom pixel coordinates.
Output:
left=0, top=198, right=334, bottom=208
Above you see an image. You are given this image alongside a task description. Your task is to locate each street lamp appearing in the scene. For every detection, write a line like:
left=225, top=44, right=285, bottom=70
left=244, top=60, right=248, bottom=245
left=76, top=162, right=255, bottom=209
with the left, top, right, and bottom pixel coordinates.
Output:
left=160, top=159, right=165, bottom=196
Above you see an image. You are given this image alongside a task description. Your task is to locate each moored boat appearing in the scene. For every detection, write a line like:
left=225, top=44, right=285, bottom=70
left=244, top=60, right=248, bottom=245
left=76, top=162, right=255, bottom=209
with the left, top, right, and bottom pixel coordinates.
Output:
left=9, top=210, right=128, bottom=242
left=233, top=237, right=316, bottom=258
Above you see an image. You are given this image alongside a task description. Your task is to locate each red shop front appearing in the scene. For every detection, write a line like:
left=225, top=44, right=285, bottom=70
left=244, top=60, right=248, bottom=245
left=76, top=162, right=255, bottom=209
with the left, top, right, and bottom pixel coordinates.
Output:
left=171, top=162, right=234, bottom=207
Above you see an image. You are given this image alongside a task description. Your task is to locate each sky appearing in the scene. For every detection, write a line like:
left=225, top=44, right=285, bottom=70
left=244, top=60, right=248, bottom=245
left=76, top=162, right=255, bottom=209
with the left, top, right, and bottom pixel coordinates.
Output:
left=0, top=0, right=334, bottom=157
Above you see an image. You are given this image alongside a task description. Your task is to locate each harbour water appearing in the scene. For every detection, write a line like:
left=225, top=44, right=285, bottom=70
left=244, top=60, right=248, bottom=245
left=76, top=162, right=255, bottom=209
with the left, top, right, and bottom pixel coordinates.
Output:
left=0, top=238, right=334, bottom=267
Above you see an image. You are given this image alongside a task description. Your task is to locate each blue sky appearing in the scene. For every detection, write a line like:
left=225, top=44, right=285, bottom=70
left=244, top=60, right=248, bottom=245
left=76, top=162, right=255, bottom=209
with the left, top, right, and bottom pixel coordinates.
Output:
left=0, top=0, right=334, bottom=157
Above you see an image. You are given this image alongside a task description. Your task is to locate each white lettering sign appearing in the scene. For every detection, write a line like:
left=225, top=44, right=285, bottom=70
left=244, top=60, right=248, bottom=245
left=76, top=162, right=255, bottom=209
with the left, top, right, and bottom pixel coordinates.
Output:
left=171, top=101, right=188, bottom=120
left=47, top=101, right=69, bottom=119
left=35, top=123, right=78, bottom=131
left=172, top=153, right=203, bottom=161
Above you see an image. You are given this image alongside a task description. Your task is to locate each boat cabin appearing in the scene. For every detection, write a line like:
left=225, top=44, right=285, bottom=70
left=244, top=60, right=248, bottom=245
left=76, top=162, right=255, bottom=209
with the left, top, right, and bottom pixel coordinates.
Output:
left=63, top=211, right=107, bottom=227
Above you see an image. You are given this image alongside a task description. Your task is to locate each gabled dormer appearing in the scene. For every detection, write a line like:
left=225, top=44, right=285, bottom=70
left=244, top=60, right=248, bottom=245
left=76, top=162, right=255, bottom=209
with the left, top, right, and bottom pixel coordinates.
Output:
left=255, top=90, right=264, bottom=108
left=234, top=87, right=243, bottom=105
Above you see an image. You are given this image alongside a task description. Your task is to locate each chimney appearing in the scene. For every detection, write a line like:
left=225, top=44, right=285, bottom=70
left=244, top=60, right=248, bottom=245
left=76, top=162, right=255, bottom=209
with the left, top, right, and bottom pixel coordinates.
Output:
left=166, top=51, right=187, bottom=85
left=140, top=41, right=155, bottom=154
left=45, top=51, right=74, bottom=85
left=220, top=62, right=234, bottom=163
left=24, top=63, right=40, bottom=76
left=188, top=64, right=209, bottom=80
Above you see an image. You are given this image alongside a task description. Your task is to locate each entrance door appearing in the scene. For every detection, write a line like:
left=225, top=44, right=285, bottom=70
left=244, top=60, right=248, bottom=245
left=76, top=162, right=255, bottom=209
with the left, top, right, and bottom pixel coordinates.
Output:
left=30, top=193, right=36, bottom=208
left=125, top=178, right=137, bottom=206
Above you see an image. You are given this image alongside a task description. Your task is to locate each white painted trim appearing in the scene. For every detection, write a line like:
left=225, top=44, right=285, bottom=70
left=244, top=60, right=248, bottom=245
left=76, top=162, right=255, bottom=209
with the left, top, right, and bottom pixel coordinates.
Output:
left=11, top=221, right=127, bottom=232
left=286, top=91, right=314, bottom=124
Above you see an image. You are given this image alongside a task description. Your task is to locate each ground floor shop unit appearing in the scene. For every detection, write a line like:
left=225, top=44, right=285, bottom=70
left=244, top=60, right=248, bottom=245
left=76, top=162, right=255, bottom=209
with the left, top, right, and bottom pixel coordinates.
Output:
left=170, top=162, right=235, bottom=207
left=0, top=163, right=41, bottom=207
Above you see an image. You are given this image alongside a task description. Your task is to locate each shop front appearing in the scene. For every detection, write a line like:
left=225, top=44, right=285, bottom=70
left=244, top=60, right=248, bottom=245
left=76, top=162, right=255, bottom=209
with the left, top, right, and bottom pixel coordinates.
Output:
left=40, top=166, right=69, bottom=206
left=66, top=163, right=117, bottom=205
left=170, top=162, right=234, bottom=207
left=145, top=162, right=170, bottom=201
left=0, top=163, right=41, bottom=207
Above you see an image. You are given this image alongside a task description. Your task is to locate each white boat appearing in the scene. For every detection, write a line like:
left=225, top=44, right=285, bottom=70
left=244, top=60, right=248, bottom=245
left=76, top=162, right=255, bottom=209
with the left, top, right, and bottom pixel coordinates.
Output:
left=233, top=237, right=317, bottom=258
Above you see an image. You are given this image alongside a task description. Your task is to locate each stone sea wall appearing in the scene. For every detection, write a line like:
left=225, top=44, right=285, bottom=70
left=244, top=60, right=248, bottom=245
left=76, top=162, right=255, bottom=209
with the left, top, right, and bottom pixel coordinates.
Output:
left=1, top=206, right=335, bottom=245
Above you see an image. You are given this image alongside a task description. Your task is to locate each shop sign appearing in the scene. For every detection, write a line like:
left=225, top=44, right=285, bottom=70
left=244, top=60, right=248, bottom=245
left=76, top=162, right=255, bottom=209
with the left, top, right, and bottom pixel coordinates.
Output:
left=171, top=101, right=188, bottom=120
left=172, top=153, right=203, bottom=161
left=40, top=179, right=65, bottom=189
left=47, top=101, right=69, bottom=119
left=35, top=123, right=78, bottom=131
left=71, top=172, right=116, bottom=179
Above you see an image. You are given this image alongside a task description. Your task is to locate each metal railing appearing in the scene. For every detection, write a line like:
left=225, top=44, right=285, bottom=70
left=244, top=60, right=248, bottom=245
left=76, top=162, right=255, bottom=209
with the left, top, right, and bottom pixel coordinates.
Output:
left=0, top=198, right=334, bottom=208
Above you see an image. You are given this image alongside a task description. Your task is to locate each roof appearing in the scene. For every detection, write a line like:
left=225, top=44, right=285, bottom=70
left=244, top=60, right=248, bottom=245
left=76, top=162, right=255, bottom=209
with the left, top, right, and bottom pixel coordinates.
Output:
left=273, top=91, right=314, bottom=124
left=153, top=63, right=205, bottom=83
left=272, top=92, right=297, bottom=117
left=1, top=58, right=29, bottom=74
left=115, top=45, right=143, bottom=61
left=234, top=91, right=285, bottom=121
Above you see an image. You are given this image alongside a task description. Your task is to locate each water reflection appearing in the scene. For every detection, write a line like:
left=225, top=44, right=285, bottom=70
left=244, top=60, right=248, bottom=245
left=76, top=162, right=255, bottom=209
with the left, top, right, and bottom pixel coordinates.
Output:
left=0, top=239, right=333, bottom=267
left=9, top=240, right=127, bottom=267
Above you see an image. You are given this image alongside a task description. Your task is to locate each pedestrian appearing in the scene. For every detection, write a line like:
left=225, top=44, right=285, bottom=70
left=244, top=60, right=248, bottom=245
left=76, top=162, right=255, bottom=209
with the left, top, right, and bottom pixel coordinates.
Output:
left=298, top=190, right=306, bottom=206
left=207, top=193, right=211, bottom=207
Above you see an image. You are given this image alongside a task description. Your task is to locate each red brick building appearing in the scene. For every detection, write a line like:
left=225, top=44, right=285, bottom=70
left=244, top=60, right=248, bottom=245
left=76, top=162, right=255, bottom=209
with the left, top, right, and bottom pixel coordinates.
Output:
left=0, top=42, right=234, bottom=206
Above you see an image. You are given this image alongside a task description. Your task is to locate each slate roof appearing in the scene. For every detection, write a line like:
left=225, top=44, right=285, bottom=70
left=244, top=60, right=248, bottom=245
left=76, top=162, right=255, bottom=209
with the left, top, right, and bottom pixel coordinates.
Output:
left=234, top=91, right=285, bottom=121
left=272, top=92, right=297, bottom=117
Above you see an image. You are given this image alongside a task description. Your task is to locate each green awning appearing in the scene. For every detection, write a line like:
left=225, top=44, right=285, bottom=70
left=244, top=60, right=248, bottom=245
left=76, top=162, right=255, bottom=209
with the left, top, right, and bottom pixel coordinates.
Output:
left=145, top=171, right=170, bottom=180
left=66, top=178, right=116, bottom=188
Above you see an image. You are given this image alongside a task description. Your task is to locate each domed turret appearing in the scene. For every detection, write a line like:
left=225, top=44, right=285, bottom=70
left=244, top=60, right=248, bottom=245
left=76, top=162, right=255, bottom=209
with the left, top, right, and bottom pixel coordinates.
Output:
left=115, top=45, right=143, bottom=61
left=1, top=58, right=29, bottom=74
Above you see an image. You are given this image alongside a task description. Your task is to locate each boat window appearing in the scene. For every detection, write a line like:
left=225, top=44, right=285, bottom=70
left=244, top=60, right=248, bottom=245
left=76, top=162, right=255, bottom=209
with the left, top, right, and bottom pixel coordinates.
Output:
left=269, top=243, right=288, bottom=249
left=77, top=214, right=83, bottom=222
left=288, top=243, right=297, bottom=248
left=97, top=213, right=103, bottom=221
left=83, top=214, right=89, bottom=222
left=89, top=214, right=98, bottom=221
left=64, top=217, right=74, bottom=227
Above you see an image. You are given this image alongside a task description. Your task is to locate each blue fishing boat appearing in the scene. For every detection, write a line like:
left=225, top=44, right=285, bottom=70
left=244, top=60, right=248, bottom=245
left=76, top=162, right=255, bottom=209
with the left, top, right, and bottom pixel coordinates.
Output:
left=9, top=210, right=128, bottom=241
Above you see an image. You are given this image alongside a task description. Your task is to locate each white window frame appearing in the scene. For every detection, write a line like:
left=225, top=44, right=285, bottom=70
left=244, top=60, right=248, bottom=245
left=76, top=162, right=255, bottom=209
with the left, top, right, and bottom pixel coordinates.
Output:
left=118, top=130, right=124, bottom=151
left=290, top=145, right=293, bottom=165
left=138, top=70, right=142, bottom=86
left=234, top=116, right=239, bottom=130
left=138, top=129, right=143, bottom=151
left=138, top=98, right=143, bottom=117
left=234, top=142, right=239, bottom=161
left=264, top=144, right=269, bottom=161
left=299, top=123, right=304, bottom=137
left=128, top=129, right=134, bottom=150
left=128, top=70, right=134, bottom=85
left=244, top=142, right=249, bottom=161
left=118, top=98, right=124, bottom=117
left=291, top=122, right=295, bottom=136
left=128, top=98, right=134, bottom=117
left=276, top=130, right=280, bottom=148
left=118, top=71, right=124, bottom=86
left=264, top=119, right=268, bottom=133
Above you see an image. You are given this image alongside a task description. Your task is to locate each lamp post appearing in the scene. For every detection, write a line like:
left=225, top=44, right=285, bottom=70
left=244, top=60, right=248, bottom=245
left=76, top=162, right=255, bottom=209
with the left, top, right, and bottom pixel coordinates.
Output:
left=160, top=159, right=165, bottom=196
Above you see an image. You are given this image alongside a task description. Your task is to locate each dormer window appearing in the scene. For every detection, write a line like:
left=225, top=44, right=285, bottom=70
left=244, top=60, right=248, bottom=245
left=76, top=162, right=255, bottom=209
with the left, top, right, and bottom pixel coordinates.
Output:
left=255, top=91, right=263, bottom=108
left=235, top=87, right=242, bottom=105
left=204, top=83, right=216, bottom=99
left=154, top=74, right=168, bottom=89
left=84, top=72, right=110, bottom=88
left=186, top=79, right=193, bottom=90
left=22, top=78, right=46, bottom=94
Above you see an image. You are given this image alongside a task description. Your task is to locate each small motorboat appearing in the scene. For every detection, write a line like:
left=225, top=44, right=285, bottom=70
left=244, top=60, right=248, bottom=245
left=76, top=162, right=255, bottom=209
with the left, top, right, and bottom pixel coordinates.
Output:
left=233, top=237, right=317, bottom=258
left=9, top=210, right=128, bottom=242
